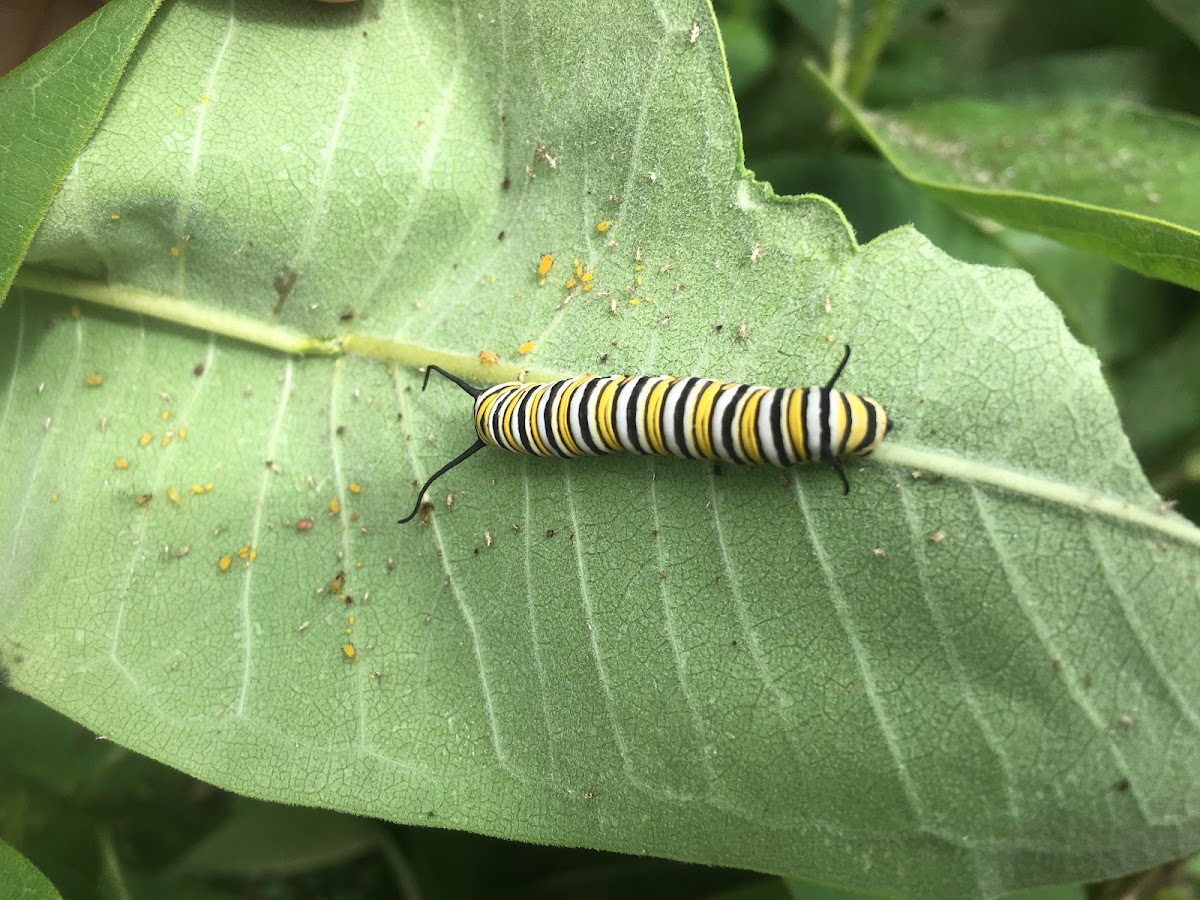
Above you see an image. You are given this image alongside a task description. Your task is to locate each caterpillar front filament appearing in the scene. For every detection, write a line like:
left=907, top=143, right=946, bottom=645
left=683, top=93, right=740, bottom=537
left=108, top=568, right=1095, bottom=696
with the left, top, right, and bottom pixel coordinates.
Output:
left=398, top=345, right=891, bottom=523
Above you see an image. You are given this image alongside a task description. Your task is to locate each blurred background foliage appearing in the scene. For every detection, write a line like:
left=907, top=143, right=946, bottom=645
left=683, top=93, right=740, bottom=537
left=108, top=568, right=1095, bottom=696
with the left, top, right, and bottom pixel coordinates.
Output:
left=3, top=1, right=1199, bottom=897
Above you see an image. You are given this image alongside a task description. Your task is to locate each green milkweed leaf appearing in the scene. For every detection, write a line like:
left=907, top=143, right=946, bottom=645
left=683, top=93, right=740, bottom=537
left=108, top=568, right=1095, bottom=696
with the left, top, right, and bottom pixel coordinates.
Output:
left=805, top=62, right=1200, bottom=292
left=2, top=3, right=1199, bottom=898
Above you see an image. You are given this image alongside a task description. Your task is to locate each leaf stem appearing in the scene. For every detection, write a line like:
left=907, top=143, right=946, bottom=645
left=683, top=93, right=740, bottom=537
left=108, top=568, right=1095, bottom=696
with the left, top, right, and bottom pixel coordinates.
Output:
left=845, top=0, right=899, bottom=100
left=97, top=827, right=133, bottom=900
left=13, top=270, right=341, bottom=357
left=874, top=443, right=1200, bottom=548
left=827, top=0, right=854, bottom=91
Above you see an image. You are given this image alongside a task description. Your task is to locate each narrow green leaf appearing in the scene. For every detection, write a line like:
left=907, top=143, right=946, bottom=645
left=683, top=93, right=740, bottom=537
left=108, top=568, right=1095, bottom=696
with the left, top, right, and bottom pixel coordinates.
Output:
left=0, top=0, right=163, bottom=302
left=0, top=839, right=62, bottom=900
left=3, top=3, right=1200, bottom=898
left=805, top=62, right=1200, bottom=291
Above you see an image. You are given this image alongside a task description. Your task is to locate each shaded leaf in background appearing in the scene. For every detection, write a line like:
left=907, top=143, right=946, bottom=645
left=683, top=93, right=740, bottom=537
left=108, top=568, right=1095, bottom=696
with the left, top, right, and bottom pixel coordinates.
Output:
left=807, top=63, right=1200, bottom=291
left=167, top=801, right=380, bottom=878
left=3, top=2, right=1200, bottom=899
left=776, top=0, right=942, bottom=55
left=0, top=0, right=163, bottom=299
left=1150, top=0, right=1200, bottom=49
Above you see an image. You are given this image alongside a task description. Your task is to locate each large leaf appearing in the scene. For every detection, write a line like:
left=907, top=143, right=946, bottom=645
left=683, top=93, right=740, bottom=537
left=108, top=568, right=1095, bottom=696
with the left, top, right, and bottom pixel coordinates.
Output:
left=805, top=63, right=1200, bottom=291
left=3, top=2, right=1200, bottom=898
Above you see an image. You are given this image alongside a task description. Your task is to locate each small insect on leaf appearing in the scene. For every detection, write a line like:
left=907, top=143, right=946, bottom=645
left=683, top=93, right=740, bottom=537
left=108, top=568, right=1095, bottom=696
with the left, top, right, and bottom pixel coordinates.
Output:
left=342, top=643, right=357, bottom=660
left=296, top=517, right=314, bottom=533
left=218, top=554, right=232, bottom=573
left=479, top=350, right=500, bottom=367
left=114, top=458, right=129, bottom=470
left=596, top=220, right=612, bottom=233
left=536, top=254, right=554, bottom=283
left=85, top=373, right=103, bottom=387
left=330, top=498, right=341, bottom=515
left=517, top=341, right=535, bottom=355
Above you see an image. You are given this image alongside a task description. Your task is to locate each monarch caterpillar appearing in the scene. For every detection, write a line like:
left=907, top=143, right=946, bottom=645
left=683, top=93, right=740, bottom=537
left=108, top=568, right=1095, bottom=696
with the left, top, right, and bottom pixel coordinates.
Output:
left=398, top=345, right=890, bottom=523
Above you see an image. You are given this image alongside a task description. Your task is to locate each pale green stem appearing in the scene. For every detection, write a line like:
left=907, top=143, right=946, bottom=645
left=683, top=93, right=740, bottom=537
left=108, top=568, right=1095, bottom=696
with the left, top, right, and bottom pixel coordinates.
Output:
left=98, top=827, right=133, bottom=900
left=377, top=835, right=424, bottom=900
left=827, top=0, right=854, bottom=90
left=845, top=0, right=900, bottom=100
left=874, top=443, right=1200, bottom=549
left=15, top=270, right=340, bottom=357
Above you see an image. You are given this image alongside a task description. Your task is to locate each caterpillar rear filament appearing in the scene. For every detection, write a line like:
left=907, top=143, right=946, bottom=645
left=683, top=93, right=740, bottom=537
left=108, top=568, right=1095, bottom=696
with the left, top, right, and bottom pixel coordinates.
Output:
left=398, top=345, right=891, bottom=523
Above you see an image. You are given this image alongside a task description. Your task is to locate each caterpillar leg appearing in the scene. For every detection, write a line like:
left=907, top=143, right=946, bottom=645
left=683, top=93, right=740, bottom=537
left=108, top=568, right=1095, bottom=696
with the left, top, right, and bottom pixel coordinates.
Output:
left=829, top=456, right=851, bottom=495
left=398, top=439, right=486, bottom=524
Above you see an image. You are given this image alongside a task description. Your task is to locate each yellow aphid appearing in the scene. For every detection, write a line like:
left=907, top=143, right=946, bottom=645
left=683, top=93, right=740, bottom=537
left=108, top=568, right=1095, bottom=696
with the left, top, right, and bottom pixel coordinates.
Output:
left=565, top=278, right=578, bottom=290
left=596, top=220, right=612, bottom=233
left=178, top=427, right=188, bottom=440
left=161, top=435, right=172, bottom=447
left=574, top=259, right=584, bottom=278
left=85, top=373, right=103, bottom=387
left=330, top=498, right=341, bottom=515
left=205, top=482, right=213, bottom=492
left=114, top=458, right=130, bottom=470
left=348, top=482, right=361, bottom=494
left=479, top=350, right=500, bottom=367
left=517, top=341, right=535, bottom=355
left=170, top=246, right=180, bottom=257
left=342, top=643, right=357, bottom=660
left=219, top=555, right=232, bottom=573
left=537, top=254, right=554, bottom=277
left=167, top=486, right=180, bottom=503
left=161, top=409, right=170, bottom=421
left=190, top=484, right=204, bottom=495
